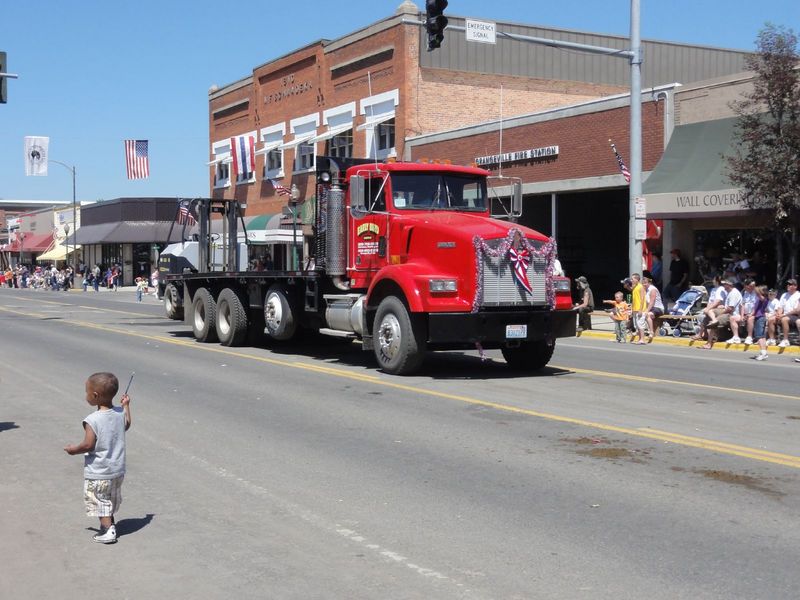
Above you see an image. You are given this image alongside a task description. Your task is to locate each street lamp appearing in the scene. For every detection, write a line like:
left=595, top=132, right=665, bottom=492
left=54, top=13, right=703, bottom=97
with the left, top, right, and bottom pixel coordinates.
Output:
left=290, top=184, right=300, bottom=270
left=18, top=231, right=25, bottom=265
left=50, top=160, right=77, bottom=269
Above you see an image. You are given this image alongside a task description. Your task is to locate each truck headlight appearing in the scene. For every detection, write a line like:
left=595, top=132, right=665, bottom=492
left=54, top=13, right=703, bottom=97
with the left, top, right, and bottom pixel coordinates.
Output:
left=429, top=279, right=458, bottom=293
left=553, top=278, right=571, bottom=292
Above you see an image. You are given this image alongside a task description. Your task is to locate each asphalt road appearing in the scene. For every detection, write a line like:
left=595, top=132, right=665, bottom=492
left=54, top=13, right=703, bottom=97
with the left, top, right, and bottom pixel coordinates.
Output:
left=1, top=288, right=798, bottom=599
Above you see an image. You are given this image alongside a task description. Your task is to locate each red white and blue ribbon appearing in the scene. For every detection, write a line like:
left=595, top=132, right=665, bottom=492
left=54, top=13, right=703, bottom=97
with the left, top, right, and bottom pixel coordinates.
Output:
left=508, top=246, right=533, bottom=294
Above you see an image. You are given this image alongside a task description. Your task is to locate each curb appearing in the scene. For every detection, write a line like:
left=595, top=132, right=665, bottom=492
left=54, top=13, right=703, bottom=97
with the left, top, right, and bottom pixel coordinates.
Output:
left=578, top=329, right=800, bottom=355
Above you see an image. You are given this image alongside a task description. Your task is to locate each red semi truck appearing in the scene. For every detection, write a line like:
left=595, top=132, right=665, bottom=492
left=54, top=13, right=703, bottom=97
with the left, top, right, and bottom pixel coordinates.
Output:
left=159, top=156, right=576, bottom=375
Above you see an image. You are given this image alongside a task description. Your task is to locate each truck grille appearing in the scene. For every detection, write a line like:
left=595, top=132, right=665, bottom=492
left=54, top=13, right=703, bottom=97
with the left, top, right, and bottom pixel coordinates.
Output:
left=480, top=239, right=547, bottom=307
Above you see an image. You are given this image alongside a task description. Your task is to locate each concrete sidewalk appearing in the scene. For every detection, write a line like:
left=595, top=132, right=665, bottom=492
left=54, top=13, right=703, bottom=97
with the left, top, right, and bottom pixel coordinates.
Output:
left=582, top=310, right=800, bottom=356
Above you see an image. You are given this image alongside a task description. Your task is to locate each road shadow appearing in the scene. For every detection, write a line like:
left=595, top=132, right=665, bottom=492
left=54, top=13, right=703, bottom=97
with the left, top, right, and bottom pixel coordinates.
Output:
left=0, top=422, right=20, bottom=432
left=116, top=513, right=155, bottom=537
left=164, top=328, right=574, bottom=381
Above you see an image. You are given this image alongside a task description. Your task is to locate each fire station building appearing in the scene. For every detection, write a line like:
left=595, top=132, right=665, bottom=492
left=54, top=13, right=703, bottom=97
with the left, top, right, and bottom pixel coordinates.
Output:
left=208, top=0, right=750, bottom=298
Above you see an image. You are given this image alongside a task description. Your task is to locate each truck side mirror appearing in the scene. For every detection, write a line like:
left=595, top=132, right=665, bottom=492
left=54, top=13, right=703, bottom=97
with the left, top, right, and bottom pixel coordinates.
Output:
left=350, top=175, right=366, bottom=212
left=511, top=181, right=523, bottom=217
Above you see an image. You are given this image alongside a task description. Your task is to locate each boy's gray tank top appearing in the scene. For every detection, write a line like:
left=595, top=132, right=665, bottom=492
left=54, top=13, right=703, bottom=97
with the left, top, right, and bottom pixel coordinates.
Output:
left=83, top=407, right=126, bottom=479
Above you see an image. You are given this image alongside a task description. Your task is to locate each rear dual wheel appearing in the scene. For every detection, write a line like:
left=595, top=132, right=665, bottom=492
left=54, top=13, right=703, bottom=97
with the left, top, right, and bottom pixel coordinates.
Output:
left=216, top=288, right=248, bottom=347
left=191, top=287, right=217, bottom=343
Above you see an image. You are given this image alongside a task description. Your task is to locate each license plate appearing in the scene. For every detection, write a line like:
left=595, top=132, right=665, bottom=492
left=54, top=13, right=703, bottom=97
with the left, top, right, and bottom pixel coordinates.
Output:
left=506, top=324, right=527, bottom=339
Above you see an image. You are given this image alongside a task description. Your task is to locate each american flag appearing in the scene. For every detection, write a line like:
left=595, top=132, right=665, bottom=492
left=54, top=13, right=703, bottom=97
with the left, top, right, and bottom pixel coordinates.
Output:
left=610, top=140, right=631, bottom=184
left=124, top=140, right=150, bottom=179
left=176, top=200, right=196, bottom=226
left=269, top=178, right=292, bottom=196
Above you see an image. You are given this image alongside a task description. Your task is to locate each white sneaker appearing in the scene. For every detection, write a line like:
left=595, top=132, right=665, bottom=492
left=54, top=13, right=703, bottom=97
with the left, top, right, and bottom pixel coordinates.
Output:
left=727, top=336, right=742, bottom=344
left=766, top=339, right=777, bottom=346
left=754, top=353, right=768, bottom=361
left=744, top=336, right=753, bottom=345
left=93, top=525, right=117, bottom=544
left=778, top=340, right=791, bottom=348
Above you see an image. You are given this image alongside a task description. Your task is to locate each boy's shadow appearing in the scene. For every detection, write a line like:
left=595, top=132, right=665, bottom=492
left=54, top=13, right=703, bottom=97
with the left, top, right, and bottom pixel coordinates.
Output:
left=88, top=513, right=155, bottom=537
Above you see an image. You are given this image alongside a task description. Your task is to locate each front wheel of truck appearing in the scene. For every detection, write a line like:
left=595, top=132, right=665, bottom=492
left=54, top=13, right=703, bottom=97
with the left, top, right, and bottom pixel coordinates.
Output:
left=373, top=296, right=426, bottom=375
left=501, top=339, right=554, bottom=371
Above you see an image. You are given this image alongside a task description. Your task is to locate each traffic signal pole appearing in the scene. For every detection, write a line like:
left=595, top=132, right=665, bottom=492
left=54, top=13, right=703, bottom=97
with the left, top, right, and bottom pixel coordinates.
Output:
left=407, top=0, right=644, bottom=276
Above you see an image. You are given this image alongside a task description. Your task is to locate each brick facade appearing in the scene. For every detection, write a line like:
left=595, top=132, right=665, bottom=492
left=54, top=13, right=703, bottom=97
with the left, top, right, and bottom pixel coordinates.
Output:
left=208, top=11, right=624, bottom=219
left=407, top=101, right=665, bottom=183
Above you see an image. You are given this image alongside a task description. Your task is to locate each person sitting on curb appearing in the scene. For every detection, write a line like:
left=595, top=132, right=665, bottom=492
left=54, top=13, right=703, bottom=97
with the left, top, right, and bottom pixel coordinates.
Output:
left=573, top=276, right=594, bottom=335
left=776, top=278, right=800, bottom=348
left=642, top=276, right=665, bottom=343
left=693, top=276, right=726, bottom=341
left=729, top=278, right=757, bottom=344
left=765, top=288, right=780, bottom=345
left=702, top=278, right=742, bottom=349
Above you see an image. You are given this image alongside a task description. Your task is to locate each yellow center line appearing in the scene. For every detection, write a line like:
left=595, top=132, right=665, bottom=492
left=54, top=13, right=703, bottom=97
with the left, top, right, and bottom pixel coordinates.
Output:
left=2, top=302, right=799, bottom=469
left=551, top=364, right=800, bottom=403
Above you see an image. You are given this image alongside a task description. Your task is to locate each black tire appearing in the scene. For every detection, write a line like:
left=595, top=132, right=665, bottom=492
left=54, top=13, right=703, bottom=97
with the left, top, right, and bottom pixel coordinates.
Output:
left=373, top=296, right=426, bottom=375
left=191, top=287, right=218, bottom=343
left=264, top=285, right=297, bottom=341
left=501, top=339, right=555, bottom=371
left=164, top=283, right=184, bottom=321
left=216, top=288, right=249, bottom=347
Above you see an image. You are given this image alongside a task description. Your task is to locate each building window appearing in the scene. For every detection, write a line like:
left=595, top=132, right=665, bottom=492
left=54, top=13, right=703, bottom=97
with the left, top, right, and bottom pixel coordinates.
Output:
left=327, top=130, right=353, bottom=158
left=376, top=119, right=395, bottom=152
left=211, top=140, right=231, bottom=188
left=259, top=124, right=285, bottom=179
left=296, top=141, right=315, bottom=171
left=101, top=243, right=122, bottom=269
left=289, top=112, right=320, bottom=174
left=215, top=162, right=230, bottom=187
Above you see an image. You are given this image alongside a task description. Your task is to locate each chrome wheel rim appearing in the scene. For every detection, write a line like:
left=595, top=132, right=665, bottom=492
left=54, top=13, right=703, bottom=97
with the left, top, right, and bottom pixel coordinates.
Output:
left=377, top=314, right=401, bottom=361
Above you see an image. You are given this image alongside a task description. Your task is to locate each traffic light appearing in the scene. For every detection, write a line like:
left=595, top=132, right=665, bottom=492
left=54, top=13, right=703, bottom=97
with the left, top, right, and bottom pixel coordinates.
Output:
left=425, top=0, right=448, bottom=52
left=0, top=52, right=7, bottom=104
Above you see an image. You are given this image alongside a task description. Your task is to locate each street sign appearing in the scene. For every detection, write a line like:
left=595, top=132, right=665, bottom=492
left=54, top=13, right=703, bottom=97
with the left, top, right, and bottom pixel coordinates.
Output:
left=465, top=19, right=496, bottom=44
left=634, top=219, right=647, bottom=241
left=635, top=197, right=646, bottom=218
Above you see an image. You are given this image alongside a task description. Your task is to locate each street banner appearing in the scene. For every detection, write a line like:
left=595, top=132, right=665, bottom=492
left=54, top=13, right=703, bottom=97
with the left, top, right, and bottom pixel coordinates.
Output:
left=24, top=136, right=49, bottom=176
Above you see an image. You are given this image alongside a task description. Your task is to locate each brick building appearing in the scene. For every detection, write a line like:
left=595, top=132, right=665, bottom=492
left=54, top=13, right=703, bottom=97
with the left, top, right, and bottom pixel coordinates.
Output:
left=207, top=1, right=751, bottom=296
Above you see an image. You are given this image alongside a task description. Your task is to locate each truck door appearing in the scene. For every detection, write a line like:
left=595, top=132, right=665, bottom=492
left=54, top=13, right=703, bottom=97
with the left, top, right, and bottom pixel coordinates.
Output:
left=349, top=173, right=390, bottom=280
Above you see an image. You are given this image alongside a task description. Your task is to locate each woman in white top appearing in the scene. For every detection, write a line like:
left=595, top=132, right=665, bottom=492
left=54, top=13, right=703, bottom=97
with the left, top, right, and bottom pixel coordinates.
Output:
left=643, top=276, right=665, bottom=340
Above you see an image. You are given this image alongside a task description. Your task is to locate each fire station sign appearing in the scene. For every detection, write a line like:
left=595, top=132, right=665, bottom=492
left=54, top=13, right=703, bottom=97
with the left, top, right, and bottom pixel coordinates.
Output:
left=475, top=146, right=559, bottom=167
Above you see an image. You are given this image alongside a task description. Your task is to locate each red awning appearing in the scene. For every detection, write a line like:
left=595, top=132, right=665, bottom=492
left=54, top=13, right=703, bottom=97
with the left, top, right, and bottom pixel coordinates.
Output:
left=6, top=232, right=55, bottom=253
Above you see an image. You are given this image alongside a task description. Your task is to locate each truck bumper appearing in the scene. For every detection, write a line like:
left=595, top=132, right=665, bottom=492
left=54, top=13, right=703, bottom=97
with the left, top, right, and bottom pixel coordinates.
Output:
left=427, top=309, right=576, bottom=346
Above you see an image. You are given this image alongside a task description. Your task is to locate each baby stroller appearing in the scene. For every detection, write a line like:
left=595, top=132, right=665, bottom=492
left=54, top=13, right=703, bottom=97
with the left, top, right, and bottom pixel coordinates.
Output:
left=657, top=285, right=707, bottom=337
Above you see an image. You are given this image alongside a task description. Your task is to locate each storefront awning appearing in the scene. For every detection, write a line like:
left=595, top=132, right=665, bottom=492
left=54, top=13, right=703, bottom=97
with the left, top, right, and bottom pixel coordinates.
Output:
left=38, top=243, right=82, bottom=261
left=643, top=116, right=747, bottom=219
left=70, top=222, right=191, bottom=245
left=245, top=213, right=281, bottom=230
left=6, top=232, right=55, bottom=253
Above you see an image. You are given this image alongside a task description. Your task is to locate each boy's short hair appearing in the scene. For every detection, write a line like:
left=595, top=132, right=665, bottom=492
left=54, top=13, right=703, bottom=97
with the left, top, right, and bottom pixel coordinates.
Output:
left=88, top=372, right=119, bottom=399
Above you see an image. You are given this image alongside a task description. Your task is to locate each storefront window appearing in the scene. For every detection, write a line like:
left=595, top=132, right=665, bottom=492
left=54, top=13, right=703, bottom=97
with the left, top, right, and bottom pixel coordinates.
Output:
left=694, top=228, right=775, bottom=286
left=101, top=243, right=122, bottom=269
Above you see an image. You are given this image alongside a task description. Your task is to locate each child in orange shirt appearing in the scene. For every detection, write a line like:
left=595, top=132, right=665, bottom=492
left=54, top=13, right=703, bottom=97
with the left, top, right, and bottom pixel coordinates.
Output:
left=604, top=291, right=631, bottom=343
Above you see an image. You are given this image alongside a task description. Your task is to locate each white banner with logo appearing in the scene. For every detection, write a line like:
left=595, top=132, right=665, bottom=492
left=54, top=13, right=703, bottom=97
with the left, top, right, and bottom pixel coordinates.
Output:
left=24, top=136, right=49, bottom=176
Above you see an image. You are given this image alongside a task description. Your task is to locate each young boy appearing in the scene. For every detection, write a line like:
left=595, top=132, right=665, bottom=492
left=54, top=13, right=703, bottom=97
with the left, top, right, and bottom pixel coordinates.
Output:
left=64, top=373, right=131, bottom=544
left=603, top=291, right=630, bottom=343
left=135, top=276, right=147, bottom=302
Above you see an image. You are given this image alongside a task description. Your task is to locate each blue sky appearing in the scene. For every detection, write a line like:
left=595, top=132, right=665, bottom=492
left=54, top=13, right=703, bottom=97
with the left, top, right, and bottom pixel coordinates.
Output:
left=2, top=0, right=798, bottom=203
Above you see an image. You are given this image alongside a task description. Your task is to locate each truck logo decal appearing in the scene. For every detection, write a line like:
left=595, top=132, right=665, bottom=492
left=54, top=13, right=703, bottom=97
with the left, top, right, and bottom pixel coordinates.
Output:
left=357, top=223, right=380, bottom=237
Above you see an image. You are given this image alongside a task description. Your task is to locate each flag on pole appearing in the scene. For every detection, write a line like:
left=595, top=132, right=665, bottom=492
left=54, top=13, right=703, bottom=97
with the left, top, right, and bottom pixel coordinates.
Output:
left=176, top=200, right=196, bottom=226
left=268, top=178, right=292, bottom=196
left=609, top=140, right=631, bottom=184
left=24, top=136, right=49, bottom=176
left=124, top=140, right=150, bottom=179
left=230, top=134, right=256, bottom=179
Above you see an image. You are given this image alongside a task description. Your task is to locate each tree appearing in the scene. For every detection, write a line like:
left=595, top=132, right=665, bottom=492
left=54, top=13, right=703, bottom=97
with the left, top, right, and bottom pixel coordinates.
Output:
left=726, top=24, right=800, bottom=284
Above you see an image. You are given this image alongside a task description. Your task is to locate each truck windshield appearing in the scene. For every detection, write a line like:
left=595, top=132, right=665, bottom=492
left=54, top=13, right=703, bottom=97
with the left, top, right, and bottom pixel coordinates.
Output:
left=390, top=173, right=487, bottom=211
